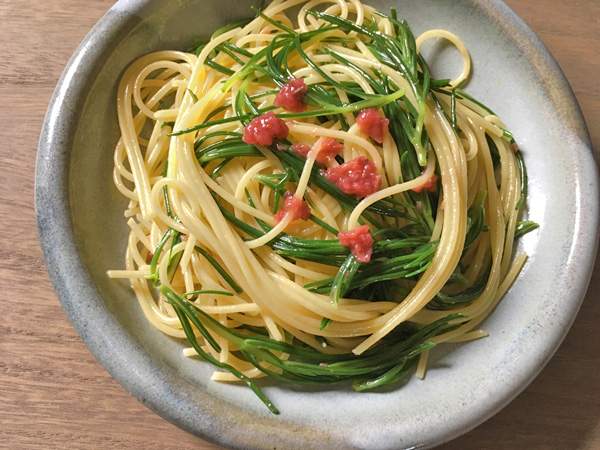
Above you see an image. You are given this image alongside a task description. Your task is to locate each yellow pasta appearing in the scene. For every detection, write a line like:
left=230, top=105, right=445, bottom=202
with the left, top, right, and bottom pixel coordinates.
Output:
left=108, top=0, right=536, bottom=413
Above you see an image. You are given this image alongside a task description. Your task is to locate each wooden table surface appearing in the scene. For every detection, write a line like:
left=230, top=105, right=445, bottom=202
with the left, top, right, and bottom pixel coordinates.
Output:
left=1, top=1, right=598, bottom=449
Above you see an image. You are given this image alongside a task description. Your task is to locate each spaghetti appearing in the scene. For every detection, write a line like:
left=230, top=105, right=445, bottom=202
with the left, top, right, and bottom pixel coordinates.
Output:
left=108, top=0, right=538, bottom=413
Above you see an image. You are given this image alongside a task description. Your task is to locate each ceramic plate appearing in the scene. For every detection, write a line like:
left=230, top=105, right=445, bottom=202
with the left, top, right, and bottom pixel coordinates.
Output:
left=36, top=1, right=598, bottom=448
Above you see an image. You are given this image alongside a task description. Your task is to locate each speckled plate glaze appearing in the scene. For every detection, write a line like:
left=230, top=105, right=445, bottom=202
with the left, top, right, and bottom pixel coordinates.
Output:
left=36, top=1, right=598, bottom=448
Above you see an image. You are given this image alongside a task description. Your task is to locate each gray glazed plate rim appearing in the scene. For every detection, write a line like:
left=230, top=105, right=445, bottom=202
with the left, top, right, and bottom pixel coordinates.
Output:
left=36, top=1, right=598, bottom=449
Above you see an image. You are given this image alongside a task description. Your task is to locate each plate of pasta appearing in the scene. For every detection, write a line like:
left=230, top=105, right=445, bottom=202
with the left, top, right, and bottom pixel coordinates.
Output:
left=36, top=0, right=598, bottom=448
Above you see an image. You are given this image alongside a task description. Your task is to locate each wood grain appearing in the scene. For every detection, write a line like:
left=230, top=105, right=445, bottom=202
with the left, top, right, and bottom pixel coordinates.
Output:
left=0, top=1, right=598, bottom=449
